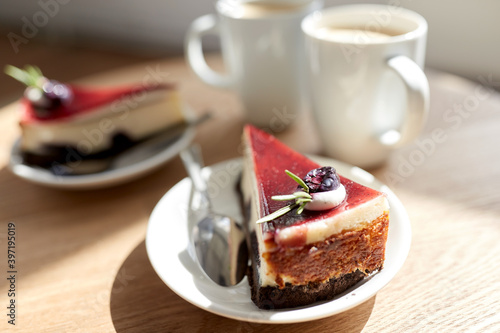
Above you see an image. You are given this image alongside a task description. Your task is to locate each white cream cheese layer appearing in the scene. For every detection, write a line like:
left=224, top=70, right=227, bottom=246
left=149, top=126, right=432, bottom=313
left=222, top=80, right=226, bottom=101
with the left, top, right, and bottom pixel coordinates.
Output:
left=276, top=195, right=389, bottom=246
left=242, top=142, right=275, bottom=288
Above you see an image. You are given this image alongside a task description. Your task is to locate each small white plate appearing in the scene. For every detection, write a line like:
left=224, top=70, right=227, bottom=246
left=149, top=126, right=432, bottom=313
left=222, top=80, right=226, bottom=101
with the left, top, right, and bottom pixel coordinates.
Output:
left=8, top=113, right=196, bottom=190
left=146, top=157, right=411, bottom=323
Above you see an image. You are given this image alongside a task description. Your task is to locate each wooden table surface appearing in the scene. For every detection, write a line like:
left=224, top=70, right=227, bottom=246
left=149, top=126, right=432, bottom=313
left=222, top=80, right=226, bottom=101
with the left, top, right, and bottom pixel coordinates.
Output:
left=1, top=46, right=500, bottom=332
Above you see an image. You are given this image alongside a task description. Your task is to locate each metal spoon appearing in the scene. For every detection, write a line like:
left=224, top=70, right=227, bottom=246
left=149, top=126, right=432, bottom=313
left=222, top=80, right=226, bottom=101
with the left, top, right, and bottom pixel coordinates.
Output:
left=180, top=145, right=248, bottom=286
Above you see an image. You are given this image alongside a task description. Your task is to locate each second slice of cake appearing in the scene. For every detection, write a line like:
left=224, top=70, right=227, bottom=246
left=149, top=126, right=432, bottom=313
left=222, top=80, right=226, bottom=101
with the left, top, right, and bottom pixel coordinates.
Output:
left=240, top=125, right=390, bottom=309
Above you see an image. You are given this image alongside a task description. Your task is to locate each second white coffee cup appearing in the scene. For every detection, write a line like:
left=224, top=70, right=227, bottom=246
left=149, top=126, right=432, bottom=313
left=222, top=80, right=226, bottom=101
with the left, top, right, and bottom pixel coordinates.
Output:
left=302, top=5, right=430, bottom=168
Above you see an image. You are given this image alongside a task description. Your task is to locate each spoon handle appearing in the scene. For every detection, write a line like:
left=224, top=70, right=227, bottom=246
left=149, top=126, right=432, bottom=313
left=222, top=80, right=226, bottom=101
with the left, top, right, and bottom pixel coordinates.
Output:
left=180, top=144, right=211, bottom=206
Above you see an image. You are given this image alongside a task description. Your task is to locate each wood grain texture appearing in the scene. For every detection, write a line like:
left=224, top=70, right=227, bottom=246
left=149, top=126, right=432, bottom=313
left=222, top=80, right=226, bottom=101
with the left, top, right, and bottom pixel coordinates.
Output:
left=0, top=40, right=499, bottom=332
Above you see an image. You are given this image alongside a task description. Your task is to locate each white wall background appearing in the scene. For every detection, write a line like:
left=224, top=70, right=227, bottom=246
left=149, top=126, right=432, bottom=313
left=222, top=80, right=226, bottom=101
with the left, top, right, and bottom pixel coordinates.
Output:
left=1, top=0, right=499, bottom=84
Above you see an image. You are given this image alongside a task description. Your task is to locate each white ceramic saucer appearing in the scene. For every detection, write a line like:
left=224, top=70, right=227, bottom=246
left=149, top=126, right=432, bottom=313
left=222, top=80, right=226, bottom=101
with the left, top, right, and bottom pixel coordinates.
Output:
left=146, top=157, right=411, bottom=323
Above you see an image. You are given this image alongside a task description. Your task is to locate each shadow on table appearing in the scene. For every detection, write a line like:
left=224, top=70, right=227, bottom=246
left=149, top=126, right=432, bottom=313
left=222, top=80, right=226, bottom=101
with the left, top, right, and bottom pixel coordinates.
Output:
left=0, top=156, right=183, bottom=288
left=110, top=240, right=375, bottom=333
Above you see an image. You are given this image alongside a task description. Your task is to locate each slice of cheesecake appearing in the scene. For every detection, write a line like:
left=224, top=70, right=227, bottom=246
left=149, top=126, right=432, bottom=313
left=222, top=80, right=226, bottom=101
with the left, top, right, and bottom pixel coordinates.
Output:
left=7, top=65, right=185, bottom=170
left=240, top=125, right=389, bottom=309
left=20, top=84, right=184, bottom=168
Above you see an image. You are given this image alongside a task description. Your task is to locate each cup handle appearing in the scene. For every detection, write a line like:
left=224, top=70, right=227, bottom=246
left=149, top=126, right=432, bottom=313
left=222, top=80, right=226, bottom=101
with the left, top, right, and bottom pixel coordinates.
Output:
left=381, top=55, right=430, bottom=147
left=184, top=14, right=233, bottom=89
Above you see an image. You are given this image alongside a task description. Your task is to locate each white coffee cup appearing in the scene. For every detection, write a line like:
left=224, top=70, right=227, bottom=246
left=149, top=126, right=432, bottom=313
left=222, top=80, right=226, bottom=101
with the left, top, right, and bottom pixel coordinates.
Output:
left=185, top=0, right=322, bottom=128
left=302, top=5, right=429, bottom=168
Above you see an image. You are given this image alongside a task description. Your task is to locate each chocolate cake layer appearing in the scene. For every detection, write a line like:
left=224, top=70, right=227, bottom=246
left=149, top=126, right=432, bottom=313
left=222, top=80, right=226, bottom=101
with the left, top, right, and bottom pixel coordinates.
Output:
left=248, top=249, right=366, bottom=310
left=265, top=213, right=389, bottom=287
left=248, top=213, right=389, bottom=309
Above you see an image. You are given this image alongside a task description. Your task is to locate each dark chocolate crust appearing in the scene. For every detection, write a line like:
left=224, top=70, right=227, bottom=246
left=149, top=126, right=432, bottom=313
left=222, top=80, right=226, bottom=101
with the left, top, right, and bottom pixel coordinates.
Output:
left=248, top=231, right=373, bottom=310
left=20, top=121, right=186, bottom=174
left=22, top=132, right=135, bottom=168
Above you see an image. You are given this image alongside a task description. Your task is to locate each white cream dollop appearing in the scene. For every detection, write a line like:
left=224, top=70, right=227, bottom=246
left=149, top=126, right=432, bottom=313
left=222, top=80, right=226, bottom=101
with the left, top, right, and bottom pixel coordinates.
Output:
left=304, top=184, right=346, bottom=211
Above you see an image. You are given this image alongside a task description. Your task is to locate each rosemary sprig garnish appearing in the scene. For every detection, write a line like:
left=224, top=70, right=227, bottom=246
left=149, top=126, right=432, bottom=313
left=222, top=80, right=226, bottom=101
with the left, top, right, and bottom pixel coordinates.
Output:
left=285, top=169, right=309, bottom=192
left=5, top=65, right=45, bottom=88
left=256, top=170, right=312, bottom=224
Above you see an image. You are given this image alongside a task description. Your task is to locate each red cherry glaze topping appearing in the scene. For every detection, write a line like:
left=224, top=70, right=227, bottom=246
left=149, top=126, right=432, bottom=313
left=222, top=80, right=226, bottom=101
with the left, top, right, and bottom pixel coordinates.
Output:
left=244, top=125, right=383, bottom=245
left=20, top=83, right=175, bottom=124
left=5, top=65, right=176, bottom=124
